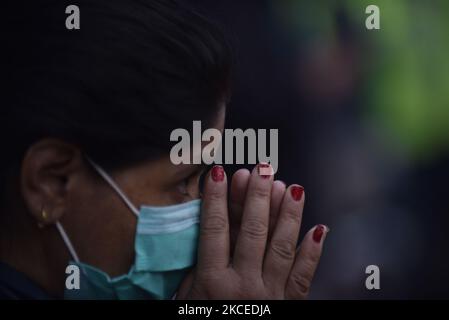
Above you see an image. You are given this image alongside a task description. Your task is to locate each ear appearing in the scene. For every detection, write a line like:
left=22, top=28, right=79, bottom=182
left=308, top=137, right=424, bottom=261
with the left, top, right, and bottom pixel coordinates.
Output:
left=20, top=139, right=84, bottom=227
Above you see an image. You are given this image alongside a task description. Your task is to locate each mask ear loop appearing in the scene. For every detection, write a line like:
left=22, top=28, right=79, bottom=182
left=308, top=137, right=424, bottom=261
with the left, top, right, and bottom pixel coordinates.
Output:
left=55, top=221, right=89, bottom=277
left=85, top=157, right=140, bottom=217
left=56, top=222, right=81, bottom=264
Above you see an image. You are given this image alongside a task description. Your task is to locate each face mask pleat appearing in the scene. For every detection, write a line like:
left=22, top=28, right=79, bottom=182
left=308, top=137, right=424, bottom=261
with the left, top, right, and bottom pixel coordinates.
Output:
left=137, top=200, right=201, bottom=234
left=135, top=223, right=200, bottom=272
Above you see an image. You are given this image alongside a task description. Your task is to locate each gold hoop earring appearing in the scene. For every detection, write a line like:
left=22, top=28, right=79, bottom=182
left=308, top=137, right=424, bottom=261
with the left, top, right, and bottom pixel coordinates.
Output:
left=38, top=207, right=48, bottom=229
left=42, top=209, right=48, bottom=220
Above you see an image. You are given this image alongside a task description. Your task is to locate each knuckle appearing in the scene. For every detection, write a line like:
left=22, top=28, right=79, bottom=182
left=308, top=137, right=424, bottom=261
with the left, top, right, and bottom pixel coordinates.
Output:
left=206, top=188, right=224, bottom=202
left=270, top=239, right=296, bottom=261
left=241, top=218, right=268, bottom=240
left=304, top=249, right=321, bottom=266
left=201, top=214, right=228, bottom=236
left=282, top=207, right=302, bottom=224
left=289, top=274, right=311, bottom=299
left=250, top=185, right=271, bottom=200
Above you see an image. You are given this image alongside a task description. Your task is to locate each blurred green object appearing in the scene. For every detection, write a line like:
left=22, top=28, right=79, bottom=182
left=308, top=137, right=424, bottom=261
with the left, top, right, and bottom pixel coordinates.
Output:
left=273, top=0, right=449, bottom=162
left=359, top=0, right=449, bottom=162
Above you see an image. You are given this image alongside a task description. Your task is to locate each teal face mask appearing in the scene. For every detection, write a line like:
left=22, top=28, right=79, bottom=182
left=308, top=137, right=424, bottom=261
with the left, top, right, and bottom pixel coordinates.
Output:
left=56, top=159, right=201, bottom=300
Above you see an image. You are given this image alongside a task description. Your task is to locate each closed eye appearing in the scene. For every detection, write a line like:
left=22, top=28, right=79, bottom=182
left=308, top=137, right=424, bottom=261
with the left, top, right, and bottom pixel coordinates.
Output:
left=176, top=178, right=189, bottom=196
left=175, top=165, right=208, bottom=199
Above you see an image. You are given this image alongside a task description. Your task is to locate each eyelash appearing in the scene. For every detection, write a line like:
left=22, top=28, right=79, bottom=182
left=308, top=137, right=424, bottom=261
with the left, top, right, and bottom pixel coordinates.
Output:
left=176, top=169, right=207, bottom=197
left=177, top=178, right=190, bottom=196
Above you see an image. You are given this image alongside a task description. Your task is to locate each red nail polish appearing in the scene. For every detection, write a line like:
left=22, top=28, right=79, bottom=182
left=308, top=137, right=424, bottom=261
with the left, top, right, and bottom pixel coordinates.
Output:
left=211, top=165, right=224, bottom=182
left=290, top=185, right=304, bottom=201
left=258, top=163, right=273, bottom=178
left=313, top=224, right=326, bottom=243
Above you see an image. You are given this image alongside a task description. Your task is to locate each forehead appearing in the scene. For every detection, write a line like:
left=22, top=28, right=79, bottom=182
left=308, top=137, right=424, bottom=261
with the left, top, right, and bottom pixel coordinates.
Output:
left=168, top=104, right=226, bottom=173
left=213, top=104, right=226, bottom=132
left=132, top=104, right=226, bottom=177
left=117, top=102, right=226, bottom=173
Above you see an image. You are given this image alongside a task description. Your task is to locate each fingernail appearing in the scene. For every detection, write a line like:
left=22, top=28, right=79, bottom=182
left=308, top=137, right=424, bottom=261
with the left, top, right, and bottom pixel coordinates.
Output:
left=290, top=185, right=304, bottom=201
left=211, top=165, right=224, bottom=182
left=313, top=224, right=327, bottom=243
left=258, top=162, right=273, bottom=178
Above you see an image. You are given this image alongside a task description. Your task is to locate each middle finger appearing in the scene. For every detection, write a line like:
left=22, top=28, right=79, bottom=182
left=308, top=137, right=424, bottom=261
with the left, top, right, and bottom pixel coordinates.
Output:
left=233, top=163, right=273, bottom=273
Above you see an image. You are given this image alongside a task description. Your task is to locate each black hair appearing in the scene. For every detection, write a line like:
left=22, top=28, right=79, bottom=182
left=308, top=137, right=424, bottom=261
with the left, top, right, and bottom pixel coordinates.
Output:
left=1, top=0, right=232, bottom=185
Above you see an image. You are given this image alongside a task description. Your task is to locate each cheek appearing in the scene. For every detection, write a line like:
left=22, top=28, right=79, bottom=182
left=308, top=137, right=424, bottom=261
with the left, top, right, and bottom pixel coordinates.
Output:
left=115, top=168, right=181, bottom=207
left=125, top=183, right=183, bottom=206
left=63, top=177, right=137, bottom=276
left=144, top=188, right=187, bottom=206
left=187, top=175, right=202, bottom=198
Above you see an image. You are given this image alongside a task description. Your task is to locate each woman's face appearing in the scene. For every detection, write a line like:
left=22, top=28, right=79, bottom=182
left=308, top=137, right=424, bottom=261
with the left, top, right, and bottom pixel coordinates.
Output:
left=18, top=107, right=225, bottom=293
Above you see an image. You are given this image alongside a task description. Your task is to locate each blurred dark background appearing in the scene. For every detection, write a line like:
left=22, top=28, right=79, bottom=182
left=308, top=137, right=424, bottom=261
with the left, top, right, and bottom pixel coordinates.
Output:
left=183, top=0, right=449, bottom=299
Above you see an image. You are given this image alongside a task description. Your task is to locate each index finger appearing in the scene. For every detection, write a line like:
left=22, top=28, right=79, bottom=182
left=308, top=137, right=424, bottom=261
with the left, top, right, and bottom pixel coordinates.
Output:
left=229, top=168, right=251, bottom=253
left=197, top=165, right=230, bottom=272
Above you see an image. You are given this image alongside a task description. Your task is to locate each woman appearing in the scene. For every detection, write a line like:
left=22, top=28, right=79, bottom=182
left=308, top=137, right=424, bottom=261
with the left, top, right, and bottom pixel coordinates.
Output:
left=0, top=0, right=328, bottom=299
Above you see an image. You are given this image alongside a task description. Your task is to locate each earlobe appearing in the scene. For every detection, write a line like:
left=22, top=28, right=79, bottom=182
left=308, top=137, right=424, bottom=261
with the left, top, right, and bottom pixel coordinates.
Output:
left=20, top=139, right=82, bottom=227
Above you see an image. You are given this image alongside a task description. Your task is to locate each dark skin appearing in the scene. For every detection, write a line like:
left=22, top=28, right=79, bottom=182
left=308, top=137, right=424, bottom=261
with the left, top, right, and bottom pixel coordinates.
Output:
left=0, top=108, right=328, bottom=299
